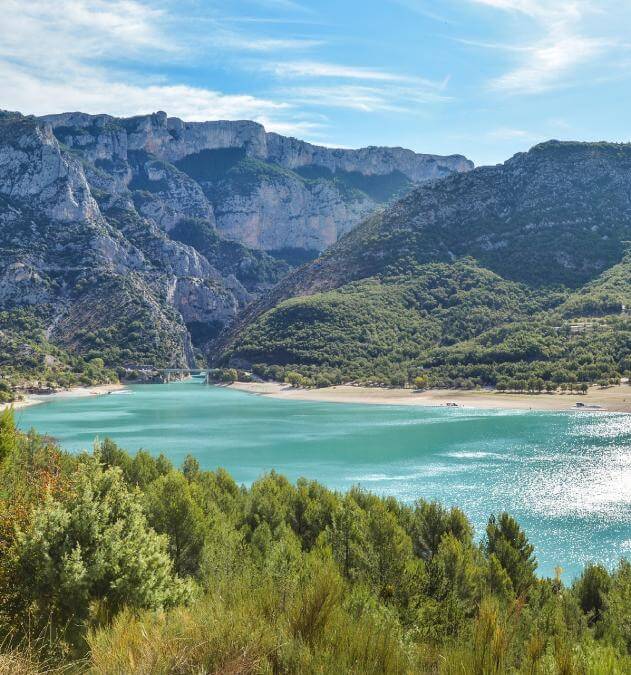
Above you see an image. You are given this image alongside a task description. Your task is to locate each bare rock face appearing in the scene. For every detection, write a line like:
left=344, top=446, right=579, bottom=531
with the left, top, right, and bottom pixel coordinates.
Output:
left=265, top=133, right=472, bottom=180
left=0, top=115, right=100, bottom=223
left=209, top=178, right=375, bottom=251
left=172, top=278, right=245, bottom=325
left=0, top=112, right=274, bottom=368
left=41, top=111, right=473, bottom=253
left=131, top=157, right=215, bottom=231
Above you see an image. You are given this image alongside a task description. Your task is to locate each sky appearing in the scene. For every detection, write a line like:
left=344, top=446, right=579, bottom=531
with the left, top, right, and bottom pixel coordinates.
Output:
left=2, top=0, right=631, bottom=166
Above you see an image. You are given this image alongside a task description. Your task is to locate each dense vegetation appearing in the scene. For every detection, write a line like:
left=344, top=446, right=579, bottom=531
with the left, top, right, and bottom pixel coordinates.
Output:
left=222, top=143, right=631, bottom=389
left=0, top=308, right=117, bottom=402
left=299, top=141, right=631, bottom=289
left=226, top=258, right=630, bottom=389
left=0, top=411, right=629, bottom=673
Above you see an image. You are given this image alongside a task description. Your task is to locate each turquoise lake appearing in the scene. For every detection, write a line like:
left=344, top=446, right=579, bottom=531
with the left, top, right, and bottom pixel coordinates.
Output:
left=15, top=380, right=631, bottom=580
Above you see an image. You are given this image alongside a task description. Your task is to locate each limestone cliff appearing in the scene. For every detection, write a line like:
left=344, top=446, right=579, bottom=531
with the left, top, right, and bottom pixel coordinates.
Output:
left=42, top=111, right=472, bottom=252
left=0, top=112, right=264, bottom=368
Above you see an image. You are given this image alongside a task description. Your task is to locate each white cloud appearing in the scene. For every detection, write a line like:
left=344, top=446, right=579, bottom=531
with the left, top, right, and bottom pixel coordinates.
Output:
left=214, top=34, right=323, bottom=52
left=263, top=60, right=447, bottom=88
left=468, top=0, right=621, bottom=94
left=0, top=0, right=450, bottom=139
left=0, top=0, right=171, bottom=68
left=247, top=0, right=312, bottom=12
left=470, top=0, right=580, bottom=21
left=485, top=127, right=534, bottom=140
left=0, top=0, right=323, bottom=137
left=1, top=65, right=287, bottom=119
left=390, top=0, right=456, bottom=24
left=490, top=35, right=608, bottom=93
left=263, top=60, right=450, bottom=113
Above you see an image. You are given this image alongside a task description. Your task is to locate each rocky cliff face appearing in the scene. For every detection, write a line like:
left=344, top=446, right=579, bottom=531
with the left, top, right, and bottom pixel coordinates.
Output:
left=1, top=109, right=470, bottom=371
left=0, top=112, right=274, bottom=368
left=41, top=111, right=472, bottom=252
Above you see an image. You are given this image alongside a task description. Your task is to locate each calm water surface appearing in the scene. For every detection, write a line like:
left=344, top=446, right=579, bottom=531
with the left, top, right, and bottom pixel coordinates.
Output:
left=16, top=380, right=631, bottom=579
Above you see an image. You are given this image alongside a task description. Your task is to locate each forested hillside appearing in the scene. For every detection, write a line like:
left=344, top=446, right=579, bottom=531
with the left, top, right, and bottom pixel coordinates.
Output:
left=222, top=142, right=631, bottom=389
left=0, top=411, right=629, bottom=673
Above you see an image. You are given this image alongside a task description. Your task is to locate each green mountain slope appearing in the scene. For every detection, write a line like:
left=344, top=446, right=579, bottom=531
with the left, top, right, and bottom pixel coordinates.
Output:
left=223, top=142, right=631, bottom=388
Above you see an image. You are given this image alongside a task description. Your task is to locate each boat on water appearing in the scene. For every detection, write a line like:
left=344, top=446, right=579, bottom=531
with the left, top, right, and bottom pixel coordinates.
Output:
left=109, top=389, right=133, bottom=395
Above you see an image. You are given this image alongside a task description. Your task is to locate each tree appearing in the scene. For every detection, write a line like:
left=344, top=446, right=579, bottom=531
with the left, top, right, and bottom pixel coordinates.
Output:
left=96, top=437, right=132, bottom=475
left=574, top=563, right=611, bottom=624
left=430, top=533, right=480, bottom=610
left=245, top=471, right=296, bottom=536
left=366, top=502, right=413, bottom=597
left=413, top=500, right=473, bottom=561
left=413, top=375, right=429, bottom=391
left=13, top=460, right=187, bottom=631
left=285, top=371, right=308, bottom=388
left=221, top=368, right=239, bottom=383
left=484, top=513, right=537, bottom=596
left=595, top=559, right=631, bottom=651
left=182, top=454, right=201, bottom=482
left=129, top=449, right=168, bottom=488
left=0, top=408, right=18, bottom=465
left=145, top=471, right=206, bottom=576
left=327, top=497, right=371, bottom=581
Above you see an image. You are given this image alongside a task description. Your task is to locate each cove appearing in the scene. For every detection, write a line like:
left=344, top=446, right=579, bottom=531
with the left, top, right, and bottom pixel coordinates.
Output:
left=15, top=380, right=631, bottom=580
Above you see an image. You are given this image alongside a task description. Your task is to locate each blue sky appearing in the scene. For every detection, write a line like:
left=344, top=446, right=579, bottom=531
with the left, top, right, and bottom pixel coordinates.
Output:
left=2, top=0, right=631, bottom=165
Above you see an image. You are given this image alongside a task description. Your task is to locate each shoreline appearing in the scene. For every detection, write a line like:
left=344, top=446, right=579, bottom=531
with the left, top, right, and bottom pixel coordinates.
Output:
left=0, top=383, right=126, bottom=413
left=228, top=381, right=631, bottom=413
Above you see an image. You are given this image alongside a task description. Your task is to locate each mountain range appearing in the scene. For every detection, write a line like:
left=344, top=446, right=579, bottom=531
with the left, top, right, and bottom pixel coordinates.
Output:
left=0, top=110, right=470, bottom=386
left=1, top=109, right=629, bottom=392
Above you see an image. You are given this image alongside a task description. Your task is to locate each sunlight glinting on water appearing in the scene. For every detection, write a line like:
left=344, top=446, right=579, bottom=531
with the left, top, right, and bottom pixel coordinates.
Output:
left=16, top=381, right=631, bottom=580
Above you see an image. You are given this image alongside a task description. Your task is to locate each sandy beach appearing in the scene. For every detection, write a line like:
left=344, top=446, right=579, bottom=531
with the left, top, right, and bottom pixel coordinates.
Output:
left=0, top=383, right=125, bottom=412
left=228, top=381, right=631, bottom=413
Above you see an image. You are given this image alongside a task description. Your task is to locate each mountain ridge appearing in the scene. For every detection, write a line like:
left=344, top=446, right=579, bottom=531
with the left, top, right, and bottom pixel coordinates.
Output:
left=220, top=140, right=631, bottom=388
left=39, top=110, right=473, bottom=252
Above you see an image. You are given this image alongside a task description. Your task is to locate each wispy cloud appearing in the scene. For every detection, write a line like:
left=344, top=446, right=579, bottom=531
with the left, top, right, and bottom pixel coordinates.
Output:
left=0, top=0, right=454, bottom=146
left=491, top=36, right=608, bottom=94
left=284, top=83, right=450, bottom=113
left=263, top=59, right=450, bottom=113
left=264, top=60, right=423, bottom=82
left=390, top=0, right=456, bottom=24
left=485, top=127, right=534, bottom=140
left=0, top=0, right=324, bottom=137
left=246, top=0, right=313, bottom=13
left=0, top=0, right=171, bottom=66
left=214, top=33, right=323, bottom=52
left=467, top=0, right=621, bottom=94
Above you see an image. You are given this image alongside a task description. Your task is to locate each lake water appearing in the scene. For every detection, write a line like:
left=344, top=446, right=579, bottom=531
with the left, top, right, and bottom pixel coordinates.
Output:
left=15, top=380, right=631, bottom=580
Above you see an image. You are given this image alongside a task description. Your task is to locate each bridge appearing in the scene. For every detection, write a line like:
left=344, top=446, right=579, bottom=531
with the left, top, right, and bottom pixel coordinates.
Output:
left=160, top=368, right=210, bottom=382
left=123, top=365, right=210, bottom=383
